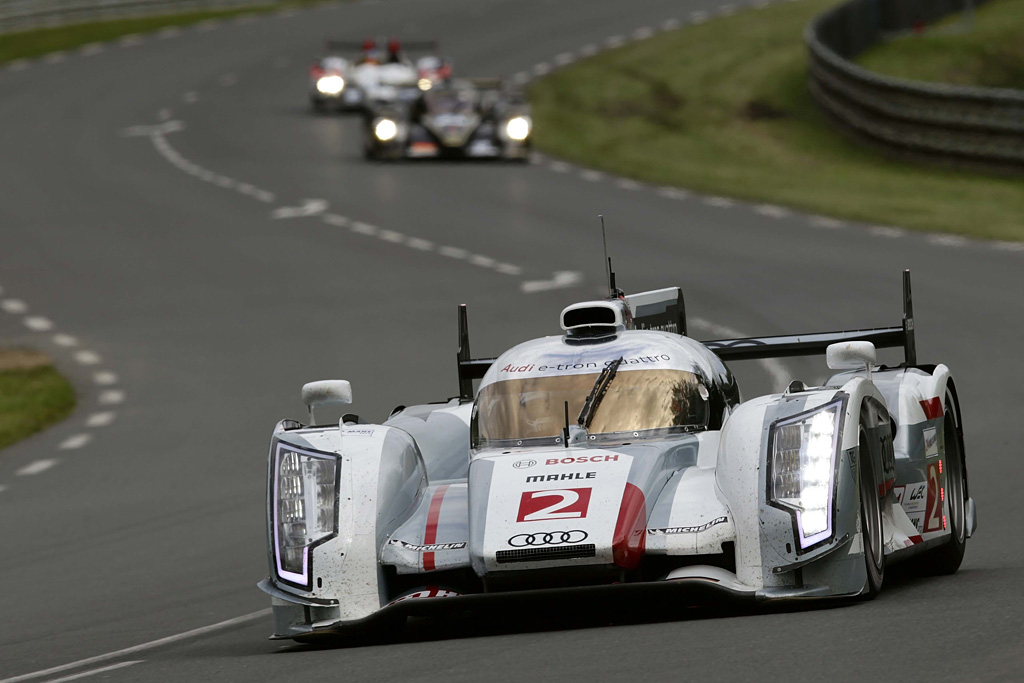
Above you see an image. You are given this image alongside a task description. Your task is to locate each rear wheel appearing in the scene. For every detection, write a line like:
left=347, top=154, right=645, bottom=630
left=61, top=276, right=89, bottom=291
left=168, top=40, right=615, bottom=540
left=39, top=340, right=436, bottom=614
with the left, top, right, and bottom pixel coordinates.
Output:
left=916, top=398, right=968, bottom=575
left=860, top=427, right=885, bottom=598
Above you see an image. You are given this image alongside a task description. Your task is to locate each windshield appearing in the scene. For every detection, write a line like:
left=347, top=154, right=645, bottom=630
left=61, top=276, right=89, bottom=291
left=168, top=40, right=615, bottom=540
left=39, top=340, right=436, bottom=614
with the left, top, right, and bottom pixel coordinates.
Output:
left=472, top=369, right=708, bottom=448
left=425, top=90, right=476, bottom=115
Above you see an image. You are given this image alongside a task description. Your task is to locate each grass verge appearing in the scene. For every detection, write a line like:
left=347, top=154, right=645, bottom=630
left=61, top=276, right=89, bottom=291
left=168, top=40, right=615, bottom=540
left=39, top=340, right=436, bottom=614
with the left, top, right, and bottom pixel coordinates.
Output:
left=0, top=350, right=76, bottom=451
left=528, top=0, right=1024, bottom=242
left=858, top=0, right=1024, bottom=88
left=0, top=1, right=331, bottom=64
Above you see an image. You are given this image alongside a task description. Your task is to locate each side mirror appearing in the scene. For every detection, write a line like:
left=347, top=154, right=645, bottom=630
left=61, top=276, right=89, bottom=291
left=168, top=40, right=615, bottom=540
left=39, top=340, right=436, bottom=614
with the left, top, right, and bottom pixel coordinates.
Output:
left=826, top=341, right=876, bottom=379
left=301, top=380, right=352, bottom=424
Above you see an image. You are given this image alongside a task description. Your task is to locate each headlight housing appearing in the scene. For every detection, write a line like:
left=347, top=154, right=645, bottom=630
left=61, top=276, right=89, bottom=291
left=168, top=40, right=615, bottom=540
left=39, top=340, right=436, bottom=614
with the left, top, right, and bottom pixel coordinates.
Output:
left=418, top=78, right=433, bottom=91
left=374, top=118, right=398, bottom=141
left=506, top=116, right=531, bottom=141
left=270, top=440, right=338, bottom=589
left=316, top=75, right=345, bottom=95
left=768, top=399, right=844, bottom=550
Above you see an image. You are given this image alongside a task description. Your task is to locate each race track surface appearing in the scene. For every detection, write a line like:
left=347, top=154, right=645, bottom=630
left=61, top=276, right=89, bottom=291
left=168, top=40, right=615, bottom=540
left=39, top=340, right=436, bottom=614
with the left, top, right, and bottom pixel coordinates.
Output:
left=0, top=0, right=1021, bottom=681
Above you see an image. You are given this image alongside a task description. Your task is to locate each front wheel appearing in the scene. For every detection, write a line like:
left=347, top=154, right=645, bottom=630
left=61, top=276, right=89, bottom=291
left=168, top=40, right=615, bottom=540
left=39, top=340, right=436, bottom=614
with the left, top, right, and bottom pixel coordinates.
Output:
left=860, top=427, right=885, bottom=598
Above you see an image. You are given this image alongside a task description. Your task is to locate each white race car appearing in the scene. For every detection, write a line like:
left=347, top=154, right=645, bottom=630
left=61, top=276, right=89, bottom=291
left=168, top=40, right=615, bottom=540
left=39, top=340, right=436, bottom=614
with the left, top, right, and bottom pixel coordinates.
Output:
left=259, top=271, right=976, bottom=641
left=308, top=39, right=449, bottom=113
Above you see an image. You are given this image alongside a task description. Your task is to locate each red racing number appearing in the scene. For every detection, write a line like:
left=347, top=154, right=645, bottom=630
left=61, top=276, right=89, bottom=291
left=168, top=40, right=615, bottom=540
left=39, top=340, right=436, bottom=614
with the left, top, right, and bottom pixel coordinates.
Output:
left=517, top=488, right=592, bottom=522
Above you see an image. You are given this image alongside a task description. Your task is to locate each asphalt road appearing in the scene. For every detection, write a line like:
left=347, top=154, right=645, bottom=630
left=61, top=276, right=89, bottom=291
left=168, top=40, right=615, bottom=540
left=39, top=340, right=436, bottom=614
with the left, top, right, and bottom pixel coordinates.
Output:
left=0, top=0, right=1021, bottom=681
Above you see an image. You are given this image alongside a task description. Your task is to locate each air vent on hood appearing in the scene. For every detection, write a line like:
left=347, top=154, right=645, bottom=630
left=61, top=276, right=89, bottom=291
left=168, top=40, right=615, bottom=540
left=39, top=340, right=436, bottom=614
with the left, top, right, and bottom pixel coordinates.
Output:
left=495, top=544, right=596, bottom=564
left=560, top=301, right=628, bottom=339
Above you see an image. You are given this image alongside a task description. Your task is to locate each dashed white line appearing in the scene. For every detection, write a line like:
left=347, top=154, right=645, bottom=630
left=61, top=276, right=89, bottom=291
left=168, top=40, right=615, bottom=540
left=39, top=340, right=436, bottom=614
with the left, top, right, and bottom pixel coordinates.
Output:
left=549, top=161, right=571, bottom=173
left=579, top=44, right=599, bottom=57
left=99, top=390, right=126, bottom=405
left=118, top=34, right=143, bottom=47
left=809, top=216, right=846, bottom=229
left=470, top=255, right=496, bottom=268
left=253, top=190, right=275, bottom=203
left=554, top=52, right=575, bottom=66
left=869, top=225, right=905, bottom=238
left=74, top=350, right=101, bottom=365
left=754, top=204, right=789, bottom=218
left=496, top=263, right=523, bottom=276
left=43, top=52, right=67, bottom=64
left=59, top=434, right=92, bottom=450
left=351, top=221, right=378, bottom=236
left=21, top=316, right=53, bottom=332
left=322, top=214, right=350, bottom=228
left=158, top=26, right=181, bottom=39
left=406, top=237, right=434, bottom=251
left=93, top=371, right=118, bottom=386
left=439, top=247, right=468, bottom=259
left=616, top=179, right=642, bottom=191
left=690, top=10, right=710, bottom=23
left=80, top=43, right=104, bottom=57
left=704, top=196, right=736, bottom=208
left=86, top=412, right=116, bottom=428
left=196, top=19, right=220, bottom=32
left=928, top=234, right=969, bottom=248
left=17, top=460, right=58, bottom=476
left=661, top=18, right=681, bottom=30
left=993, top=241, right=1024, bottom=252
left=605, top=35, right=625, bottom=48
left=512, top=71, right=530, bottom=85
left=38, top=661, right=143, bottom=683
left=1, top=299, right=28, bottom=314
left=581, top=170, right=604, bottom=182
left=7, top=60, right=30, bottom=72
left=657, top=186, right=690, bottom=200
left=379, top=230, right=405, bottom=243
left=533, top=63, right=550, bottom=76
left=632, top=26, right=654, bottom=40
left=53, top=334, right=78, bottom=347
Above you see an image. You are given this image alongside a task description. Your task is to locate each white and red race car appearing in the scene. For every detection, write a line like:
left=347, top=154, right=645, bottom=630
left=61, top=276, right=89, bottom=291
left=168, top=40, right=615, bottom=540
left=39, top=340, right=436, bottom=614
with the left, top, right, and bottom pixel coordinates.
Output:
left=259, top=272, right=975, bottom=640
left=308, top=39, right=450, bottom=113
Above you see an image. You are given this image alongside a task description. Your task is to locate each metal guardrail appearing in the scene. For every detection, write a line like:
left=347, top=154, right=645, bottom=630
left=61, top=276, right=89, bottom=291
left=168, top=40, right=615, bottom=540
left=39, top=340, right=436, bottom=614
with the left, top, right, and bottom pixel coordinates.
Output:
left=805, top=0, right=1024, bottom=168
left=0, top=0, right=273, bottom=34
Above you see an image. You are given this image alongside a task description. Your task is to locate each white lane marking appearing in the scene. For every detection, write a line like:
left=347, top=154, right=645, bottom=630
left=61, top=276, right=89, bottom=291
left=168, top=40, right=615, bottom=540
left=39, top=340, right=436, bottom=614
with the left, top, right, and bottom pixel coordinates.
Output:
left=59, top=434, right=92, bottom=450
left=719, top=3, right=737, bottom=15
left=80, top=43, right=104, bottom=57
left=219, top=73, right=238, bottom=87
left=512, top=71, right=530, bottom=85
left=379, top=229, right=405, bottom=243
left=928, top=234, right=969, bottom=248
left=993, top=241, right=1024, bottom=252
left=53, top=334, right=77, bottom=347
left=406, top=237, right=434, bottom=251
left=657, top=186, right=690, bottom=200
left=272, top=199, right=328, bottom=219
left=533, top=63, right=550, bottom=76
left=183, top=91, right=198, bottom=104
left=690, top=316, right=790, bottom=391
left=158, top=26, right=181, bottom=39
left=0, top=609, right=270, bottom=683
left=605, top=35, right=625, bottom=48
left=616, top=179, right=641, bottom=191
left=869, top=225, right=905, bottom=238
left=99, top=390, right=125, bottom=405
left=1, top=299, right=28, bottom=313
left=579, top=44, right=599, bottom=57
left=809, top=216, right=846, bottom=229
left=470, top=255, right=496, bottom=268
left=549, top=161, right=571, bottom=173
left=23, top=316, right=54, bottom=331
left=43, top=52, right=67, bottom=64
left=496, top=263, right=523, bottom=276
left=86, top=412, right=116, bottom=427
left=661, top=18, right=680, bottom=30
left=521, top=271, right=584, bottom=294
left=632, top=26, right=654, bottom=40
left=93, top=371, right=118, bottom=386
left=253, top=190, right=275, bottom=203
left=439, top=246, right=468, bottom=259
left=37, top=661, right=143, bottom=683
left=704, top=196, right=735, bottom=208
left=754, top=204, right=789, bottom=218
left=351, top=221, right=378, bottom=236
left=581, top=170, right=604, bottom=182
left=7, top=60, right=30, bottom=72
left=74, top=350, right=101, bottom=365
left=196, top=19, right=220, bottom=32
left=16, top=460, right=58, bottom=476
left=554, top=52, right=575, bottom=66
left=322, top=213, right=350, bottom=228
left=118, top=34, right=143, bottom=47
left=690, top=10, right=710, bottom=23
left=121, top=120, right=185, bottom=137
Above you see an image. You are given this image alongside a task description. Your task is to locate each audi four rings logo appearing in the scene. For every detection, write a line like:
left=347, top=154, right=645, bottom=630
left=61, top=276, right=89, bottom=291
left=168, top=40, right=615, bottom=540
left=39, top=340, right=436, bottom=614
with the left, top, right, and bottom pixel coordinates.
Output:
left=507, top=530, right=589, bottom=547
left=513, top=459, right=536, bottom=469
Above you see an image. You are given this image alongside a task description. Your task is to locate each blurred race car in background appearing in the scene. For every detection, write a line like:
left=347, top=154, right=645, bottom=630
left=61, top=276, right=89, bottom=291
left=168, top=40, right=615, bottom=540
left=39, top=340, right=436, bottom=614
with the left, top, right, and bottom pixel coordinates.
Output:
left=309, top=38, right=450, bottom=113
left=363, top=77, right=532, bottom=161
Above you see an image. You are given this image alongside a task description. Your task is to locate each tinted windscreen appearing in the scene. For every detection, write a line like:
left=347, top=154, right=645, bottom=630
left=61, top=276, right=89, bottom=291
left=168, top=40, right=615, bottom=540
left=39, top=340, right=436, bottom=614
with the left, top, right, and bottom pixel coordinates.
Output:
left=473, top=369, right=708, bottom=446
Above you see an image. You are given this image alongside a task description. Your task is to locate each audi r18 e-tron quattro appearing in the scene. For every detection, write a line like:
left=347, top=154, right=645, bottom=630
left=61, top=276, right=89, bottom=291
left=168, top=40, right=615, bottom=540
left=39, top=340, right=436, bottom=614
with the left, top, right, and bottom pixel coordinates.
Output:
left=362, top=77, right=531, bottom=160
left=309, top=38, right=449, bottom=113
left=259, top=271, right=975, bottom=640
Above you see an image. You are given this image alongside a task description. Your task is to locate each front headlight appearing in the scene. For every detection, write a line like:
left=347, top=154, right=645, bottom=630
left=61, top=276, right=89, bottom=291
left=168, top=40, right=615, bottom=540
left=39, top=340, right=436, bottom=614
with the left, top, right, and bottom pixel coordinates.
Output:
left=374, top=118, right=398, bottom=141
left=506, top=116, right=531, bottom=141
left=316, top=75, right=345, bottom=95
left=271, top=440, right=338, bottom=588
left=769, top=399, right=843, bottom=549
left=418, top=78, right=433, bottom=91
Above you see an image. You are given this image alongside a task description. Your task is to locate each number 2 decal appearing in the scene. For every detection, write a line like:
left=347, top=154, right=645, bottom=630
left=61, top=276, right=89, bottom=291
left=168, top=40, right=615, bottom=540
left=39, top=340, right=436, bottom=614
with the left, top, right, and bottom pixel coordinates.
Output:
left=923, top=461, right=943, bottom=533
left=517, top=488, right=592, bottom=522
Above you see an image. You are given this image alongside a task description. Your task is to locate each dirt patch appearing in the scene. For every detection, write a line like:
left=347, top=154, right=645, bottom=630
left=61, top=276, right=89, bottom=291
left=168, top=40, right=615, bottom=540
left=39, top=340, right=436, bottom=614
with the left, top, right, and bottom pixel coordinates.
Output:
left=0, top=348, right=53, bottom=372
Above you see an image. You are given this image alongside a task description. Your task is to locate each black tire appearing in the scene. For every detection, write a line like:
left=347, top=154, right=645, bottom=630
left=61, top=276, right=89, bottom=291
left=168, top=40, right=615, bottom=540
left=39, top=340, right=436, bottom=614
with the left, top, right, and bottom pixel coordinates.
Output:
left=860, top=427, right=885, bottom=598
left=916, top=399, right=968, bottom=575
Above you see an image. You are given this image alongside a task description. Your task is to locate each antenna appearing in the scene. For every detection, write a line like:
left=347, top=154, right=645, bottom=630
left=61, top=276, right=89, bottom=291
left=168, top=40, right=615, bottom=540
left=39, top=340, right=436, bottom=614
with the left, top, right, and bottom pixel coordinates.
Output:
left=599, top=215, right=617, bottom=297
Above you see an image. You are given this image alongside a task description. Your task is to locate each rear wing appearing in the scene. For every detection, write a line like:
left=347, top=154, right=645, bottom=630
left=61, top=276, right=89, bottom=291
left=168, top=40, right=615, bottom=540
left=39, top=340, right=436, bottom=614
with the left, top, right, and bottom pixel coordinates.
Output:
left=326, top=39, right=439, bottom=53
left=456, top=271, right=918, bottom=401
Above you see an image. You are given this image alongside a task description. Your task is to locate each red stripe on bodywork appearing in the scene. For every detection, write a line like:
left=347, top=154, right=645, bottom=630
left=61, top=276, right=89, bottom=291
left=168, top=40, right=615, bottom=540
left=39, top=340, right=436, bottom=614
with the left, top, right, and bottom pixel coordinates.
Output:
left=920, top=397, right=943, bottom=421
left=908, top=534, right=923, bottom=545
left=878, top=478, right=896, bottom=497
left=612, top=483, right=647, bottom=570
left=422, top=484, right=450, bottom=572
